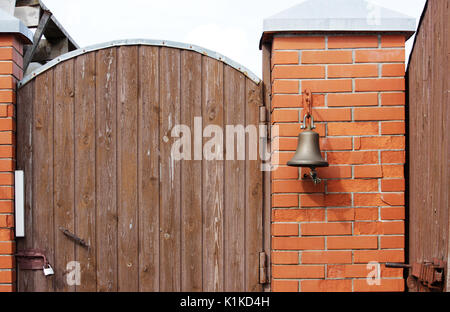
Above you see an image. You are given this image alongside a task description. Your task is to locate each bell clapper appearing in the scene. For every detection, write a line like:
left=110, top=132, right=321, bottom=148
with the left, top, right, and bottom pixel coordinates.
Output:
left=309, top=167, right=322, bottom=185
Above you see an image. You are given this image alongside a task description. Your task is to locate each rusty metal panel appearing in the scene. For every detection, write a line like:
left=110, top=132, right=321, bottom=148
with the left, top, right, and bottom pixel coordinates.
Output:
left=15, top=44, right=265, bottom=292
left=407, top=0, right=450, bottom=292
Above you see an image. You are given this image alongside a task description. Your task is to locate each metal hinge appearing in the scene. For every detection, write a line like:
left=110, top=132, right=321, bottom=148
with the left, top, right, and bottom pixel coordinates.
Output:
left=259, top=251, right=267, bottom=284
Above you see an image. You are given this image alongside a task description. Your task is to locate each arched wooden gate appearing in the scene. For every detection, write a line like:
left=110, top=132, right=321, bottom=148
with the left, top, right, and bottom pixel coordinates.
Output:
left=15, top=40, right=267, bottom=292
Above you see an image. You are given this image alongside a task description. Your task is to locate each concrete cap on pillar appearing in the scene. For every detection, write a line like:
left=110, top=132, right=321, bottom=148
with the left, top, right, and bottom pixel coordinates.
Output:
left=0, top=8, right=33, bottom=44
left=261, top=0, right=416, bottom=46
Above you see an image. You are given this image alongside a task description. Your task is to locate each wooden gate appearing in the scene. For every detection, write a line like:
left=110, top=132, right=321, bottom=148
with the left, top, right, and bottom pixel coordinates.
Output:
left=15, top=41, right=267, bottom=292
left=407, top=0, right=449, bottom=292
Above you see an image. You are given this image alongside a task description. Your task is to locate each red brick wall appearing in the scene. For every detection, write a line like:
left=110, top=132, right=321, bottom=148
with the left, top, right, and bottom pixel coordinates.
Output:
left=270, top=34, right=406, bottom=292
left=0, top=34, right=23, bottom=292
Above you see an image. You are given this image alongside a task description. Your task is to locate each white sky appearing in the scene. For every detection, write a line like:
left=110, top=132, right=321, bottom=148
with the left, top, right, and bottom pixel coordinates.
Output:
left=42, top=0, right=426, bottom=78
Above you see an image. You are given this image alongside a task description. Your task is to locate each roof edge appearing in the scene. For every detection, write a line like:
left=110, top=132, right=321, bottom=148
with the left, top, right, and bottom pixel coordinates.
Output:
left=0, top=8, right=33, bottom=44
left=18, top=38, right=261, bottom=88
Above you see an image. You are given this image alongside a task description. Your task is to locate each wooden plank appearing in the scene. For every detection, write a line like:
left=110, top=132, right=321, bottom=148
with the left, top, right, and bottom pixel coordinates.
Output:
left=159, top=47, right=181, bottom=291
left=32, top=69, right=54, bottom=292
left=245, top=80, right=263, bottom=292
left=223, top=65, right=245, bottom=291
left=53, top=58, right=75, bottom=291
left=201, top=55, right=224, bottom=292
left=15, top=81, right=34, bottom=292
left=116, top=46, right=139, bottom=291
left=95, top=48, right=118, bottom=291
left=180, top=50, right=202, bottom=291
left=74, top=53, right=97, bottom=291
left=137, top=46, right=160, bottom=292
left=261, top=43, right=272, bottom=291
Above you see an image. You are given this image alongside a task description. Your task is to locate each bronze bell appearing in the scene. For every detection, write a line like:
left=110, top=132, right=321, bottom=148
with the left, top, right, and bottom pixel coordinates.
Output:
left=287, top=115, right=328, bottom=184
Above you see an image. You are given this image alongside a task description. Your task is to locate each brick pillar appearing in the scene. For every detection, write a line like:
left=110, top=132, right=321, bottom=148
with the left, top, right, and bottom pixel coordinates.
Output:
left=270, top=34, right=407, bottom=292
left=0, top=30, right=29, bottom=291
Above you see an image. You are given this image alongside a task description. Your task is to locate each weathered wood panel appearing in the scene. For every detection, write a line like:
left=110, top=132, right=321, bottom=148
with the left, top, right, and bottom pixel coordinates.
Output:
left=407, top=0, right=450, bottom=292
left=16, top=44, right=264, bottom=292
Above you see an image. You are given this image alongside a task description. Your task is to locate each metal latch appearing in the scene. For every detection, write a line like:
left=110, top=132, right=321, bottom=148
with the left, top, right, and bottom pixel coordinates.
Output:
left=386, top=258, right=445, bottom=291
left=15, top=249, right=49, bottom=270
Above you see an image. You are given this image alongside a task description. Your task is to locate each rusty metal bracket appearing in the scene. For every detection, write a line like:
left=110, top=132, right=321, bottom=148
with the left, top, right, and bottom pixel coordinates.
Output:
left=15, top=249, right=48, bottom=270
left=386, top=258, right=445, bottom=291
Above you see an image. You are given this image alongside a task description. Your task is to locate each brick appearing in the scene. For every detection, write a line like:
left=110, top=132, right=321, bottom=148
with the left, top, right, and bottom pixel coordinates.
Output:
left=380, top=264, right=403, bottom=278
left=272, top=110, right=299, bottom=123
left=301, top=108, right=351, bottom=122
left=0, top=187, right=14, bottom=200
left=300, top=193, right=352, bottom=207
left=273, top=152, right=295, bottom=166
left=354, top=208, right=379, bottom=221
left=272, top=280, right=298, bottom=292
left=354, top=107, right=405, bottom=121
left=272, top=166, right=299, bottom=179
left=320, top=138, right=352, bottom=151
left=382, top=64, right=405, bottom=77
left=354, top=221, right=404, bottom=235
left=380, top=207, right=405, bottom=220
left=0, top=270, right=14, bottom=283
left=0, top=119, right=14, bottom=131
left=328, top=64, right=378, bottom=78
left=355, top=49, right=405, bottom=63
left=0, top=145, right=14, bottom=158
left=272, top=180, right=324, bottom=193
left=0, top=173, right=13, bottom=185
left=272, top=51, right=299, bottom=65
left=327, top=264, right=370, bottom=278
left=382, top=165, right=404, bottom=178
left=272, top=95, right=301, bottom=108
left=0, top=284, right=14, bottom=292
left=327, top=179, right=378, bottom=192
left=354, top=194, right=384, bottom=207
left=381, top=35, right=405, bottom=48
left=302, top=251, right=352, bottom=264
left=272, top=237, right=325, bottom=250
left=357, top=136, right=405, bottom=150
left=381, top=92, right=405, bottom=106
left=273, top=265, right=325, bottom=278
left=381, top=193, right=404, bottom=206
left=0, top=76, right=14, bottom=89
left=0, top=214, right=13, bottom=228
left=273, top=36, right=325, bottom=50
left=301, top=223, right=352, bottom=236
left=381, top=151, right=405, bottom=163
left=328, top=236, right=379, bottom=250
left=0, top=90, right=15, bottom=103
left=301, top=279, right=352, bottom=292
left=381, top=179, right=405, bottom=192
left=0, top=132, right=14, bottom=145
left=272, top=251, right=299, bottom=264
left=354, top=165, right=383, bottom=178
left=0, top=48, right=13, bottom=60
left=302, top=51, right=352, bottom=64
left=355, top=78, right=405, bottom=92
left=0, top=228, right=13, bottom=241
left=327, top=208, right=355, bottom=221
left=381, top=122, right=405, bottom=135
left=272, top=65, right=325, bottom=79
left=301, top=80, right=352, bottom=93
left=0, top=255, right=13, bottom=269
left=353, top=279, right=404, bottom=292
left=272, top=194, right=298, bottom=208
left=328, top=93, right=378, bottom=107
left=0, top=160, right=14, bottom=172
left=0, top=241, right=15, bottom=254
left=0, top=62, right=13, bottom=74
left=327, top=122, right=379, bottom=136
left=380, top=236, right=404, bottom=249
left=272, top=223, right=299, bottom=236
left=0, top=201, right=13, bottom=213
left=328, top=35, right=378, bottom=49
left=273, top=80, right=299, bottom=94
left=273, top=209, right=325, bottom=222
left=354, top=250, right=404, bottom=263
left=327, top=151, right=378, bottom=165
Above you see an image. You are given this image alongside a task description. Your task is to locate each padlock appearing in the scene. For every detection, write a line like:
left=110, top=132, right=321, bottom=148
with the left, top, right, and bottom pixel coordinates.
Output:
left=43, top=264, right=54, bottom=276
